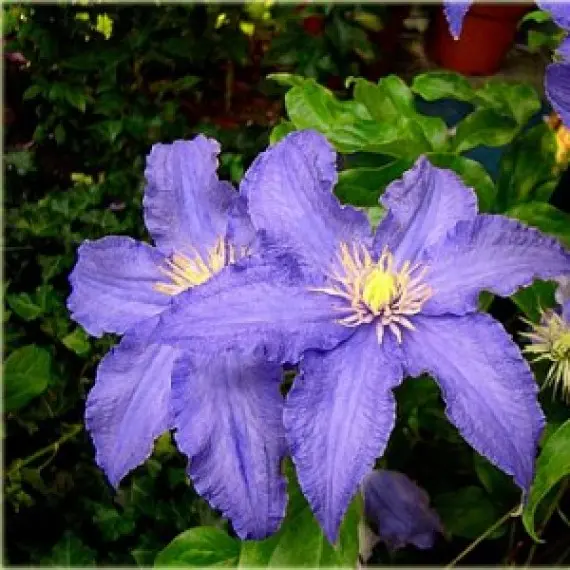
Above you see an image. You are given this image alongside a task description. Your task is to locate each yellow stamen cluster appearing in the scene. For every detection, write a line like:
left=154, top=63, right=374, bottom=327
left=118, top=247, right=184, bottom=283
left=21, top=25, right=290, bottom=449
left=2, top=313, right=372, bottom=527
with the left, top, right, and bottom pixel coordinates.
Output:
left=154, top=236, right=245, bottom=296
left=522, top=311, right=570, bottom=403
left=312, top=242, right=433, bottom=344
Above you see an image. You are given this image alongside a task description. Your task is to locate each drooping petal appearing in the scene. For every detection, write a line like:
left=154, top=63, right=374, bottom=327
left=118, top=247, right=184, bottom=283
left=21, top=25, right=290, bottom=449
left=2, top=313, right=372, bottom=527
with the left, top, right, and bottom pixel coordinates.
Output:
left=284, top=325, right=404, bottom=543
left=363, top=470, right=443, bottom=551
left=143, top=136, right=246, bottom=256
left=402, top=313, right=545, bottom=492
left=546, top=63, right=570, bottom=128
left=443, top=1, right=472, bottom=39
left=68, top=236, right=170, bottom=337
left=538, top=2, right=570, bottom=30
left=85, top=323, right=176, bottom=488
left=171, top=351, right=287, bottom=540
left=155, top=255, right=351, bottom=365
left=422, top=215, right=570, bottom=316
left=374, top=156, right=477, bottom=264
left=241, top=130, right=371, bottom=276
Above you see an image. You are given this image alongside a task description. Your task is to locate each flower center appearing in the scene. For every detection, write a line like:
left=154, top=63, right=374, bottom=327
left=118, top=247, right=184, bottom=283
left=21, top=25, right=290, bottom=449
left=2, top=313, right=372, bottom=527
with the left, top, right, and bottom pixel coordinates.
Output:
left=154, top=236, right=245, bottom=296
left=522, top=311, right=570, bottom=403
left=312, top=242, right=433, bottom=344
left=362, top=268, right=397, bottom=313
left=552, top=331, right=570, bottom=360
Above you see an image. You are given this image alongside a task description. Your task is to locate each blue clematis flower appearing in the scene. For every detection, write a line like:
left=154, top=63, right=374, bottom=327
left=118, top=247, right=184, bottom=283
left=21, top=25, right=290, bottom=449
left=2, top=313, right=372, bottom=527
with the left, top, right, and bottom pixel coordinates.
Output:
left=67, top=136, right=287, bottom=539
left=363, top=469, right=443, bottom=552
left=444, top=1, right=570, bottom=126
left=156, top=131, right=570, bottom=543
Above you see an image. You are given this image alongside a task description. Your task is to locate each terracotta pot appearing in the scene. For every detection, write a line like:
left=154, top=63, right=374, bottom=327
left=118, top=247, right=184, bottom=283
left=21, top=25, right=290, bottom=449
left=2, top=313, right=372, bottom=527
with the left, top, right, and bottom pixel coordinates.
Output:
left=427, top=4, right=530, bottom=75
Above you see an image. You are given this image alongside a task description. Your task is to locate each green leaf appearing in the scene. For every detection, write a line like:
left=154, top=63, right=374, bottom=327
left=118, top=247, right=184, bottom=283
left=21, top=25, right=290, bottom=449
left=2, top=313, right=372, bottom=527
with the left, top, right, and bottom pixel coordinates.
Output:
left=284, top=79, right=403, bottom=156
left=505, top=202, right=570, bottom=247
left=335, top=159, right=413, bottom=206
left=155, top=527, right=240, bottom=567
left=474, top=81, right=541, bottom=126
left=40, top=531, right=96, bottom=566
left=453, top=109, right=520, bottom=153
left=251, top=468, right=361, bottom=567
left=496, top=124, right=558, bottom=211
left=511, top=280, right=556, bottom=322
left=435, top=486, right=506, bottom=540
left=267, top=72, right=307, bottom=88
left=269, top=121, right=296, bottom=145
left=6, top=292, right=44, bottom=321
left=412, top=70, right=476, bottom=103
left=23, top=84, right=43, bottom=100
left=92, top=504, right=137, bottom=542
left=352, top=76, right=447, bottom=152
left=4, top=345, right=51, bottom=412
left=523, top=420, right=570, bottom=541
left=425, top=153, right=496, bottom=212
left=55, top=124, right=66, bottom=145
left=62, top=327, right=91, bottom=355
left=520, top=9, right=552, bottom=25
left=155, top=465, right=361, bottom=567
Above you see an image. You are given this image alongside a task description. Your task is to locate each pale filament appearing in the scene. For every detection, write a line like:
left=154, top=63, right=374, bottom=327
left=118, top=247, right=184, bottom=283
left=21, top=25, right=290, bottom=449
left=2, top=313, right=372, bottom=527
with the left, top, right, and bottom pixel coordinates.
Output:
left=312, top=242, right=433, bottom=344
left=521, top=311, right=570, bottom=402
left=154, top=236, right=246, bottom=296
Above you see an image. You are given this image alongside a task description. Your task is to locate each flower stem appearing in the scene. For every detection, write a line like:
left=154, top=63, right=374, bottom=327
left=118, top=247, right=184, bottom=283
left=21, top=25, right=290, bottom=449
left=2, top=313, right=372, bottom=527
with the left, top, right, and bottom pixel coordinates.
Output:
left=446, top=506, right=520, bottom=568
left=6, top=423, right=82, bottom=479
left=524, top=478, right=568, bottom=566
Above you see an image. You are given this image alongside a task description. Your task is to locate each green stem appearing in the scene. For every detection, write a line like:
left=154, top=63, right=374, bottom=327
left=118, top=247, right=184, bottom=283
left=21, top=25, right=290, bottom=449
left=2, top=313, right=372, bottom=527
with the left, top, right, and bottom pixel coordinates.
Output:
left=6, top=424, right=82, bottom=479
left=446, top=506, right=520, bottom=568
left=524, top=479, right=568, bottom=566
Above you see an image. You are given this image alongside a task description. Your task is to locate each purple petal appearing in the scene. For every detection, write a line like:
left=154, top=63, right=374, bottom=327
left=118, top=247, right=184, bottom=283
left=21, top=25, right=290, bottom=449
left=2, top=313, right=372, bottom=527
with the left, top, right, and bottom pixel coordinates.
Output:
left=67, top=236, right=170, bottom=337
left=155, top=255, right=350, bottom=365
left=374, top=156, right=477, bottom=264
left=538, top=2, right=570, bottom=30
left=363, top=470, right=443, bottom=551
left=241, top=130, right=371, bottom=277
left=546, top=63, right=570, bottom=128
left=172, top=352, right=287, bottom=539
left=556, top=276, right=570, bottom=321
left=402, top=313, right=545, bottom=491
left=143, top=136, right=247, bottom=256
left=284, top=325, right=404, bottom=543
left=556, top=37, right=570, bottom=61
left=443, top=1, right=472, bottom=39
left=86, top=325, right=176, bottom=487
left=422, top=215, right=570, bottom=316
left=563, top=300, right=570, bottom=322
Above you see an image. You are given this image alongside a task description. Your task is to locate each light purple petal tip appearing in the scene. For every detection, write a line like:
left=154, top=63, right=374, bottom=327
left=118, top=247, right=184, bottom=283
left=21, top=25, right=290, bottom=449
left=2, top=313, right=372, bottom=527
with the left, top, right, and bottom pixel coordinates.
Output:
left=403, top=313, right=545, bottom=492
left=363, top=469, right=443, bottom=551
left=423, top=214, right=570, bottom=316
left=284, top=325, right=404, bottom=543
left=171, top=352, right=287, bottom=540
left=546, top=62, right=570, bottom=128
left=143, top=135, right=244, bottom=257
left=241, top=129, right=371, bottom=277
left=375, top=156, right=477, bottom=264
left=86, top=327, right=176, bottom=488
left=67, top=236, right=170, bottom=337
